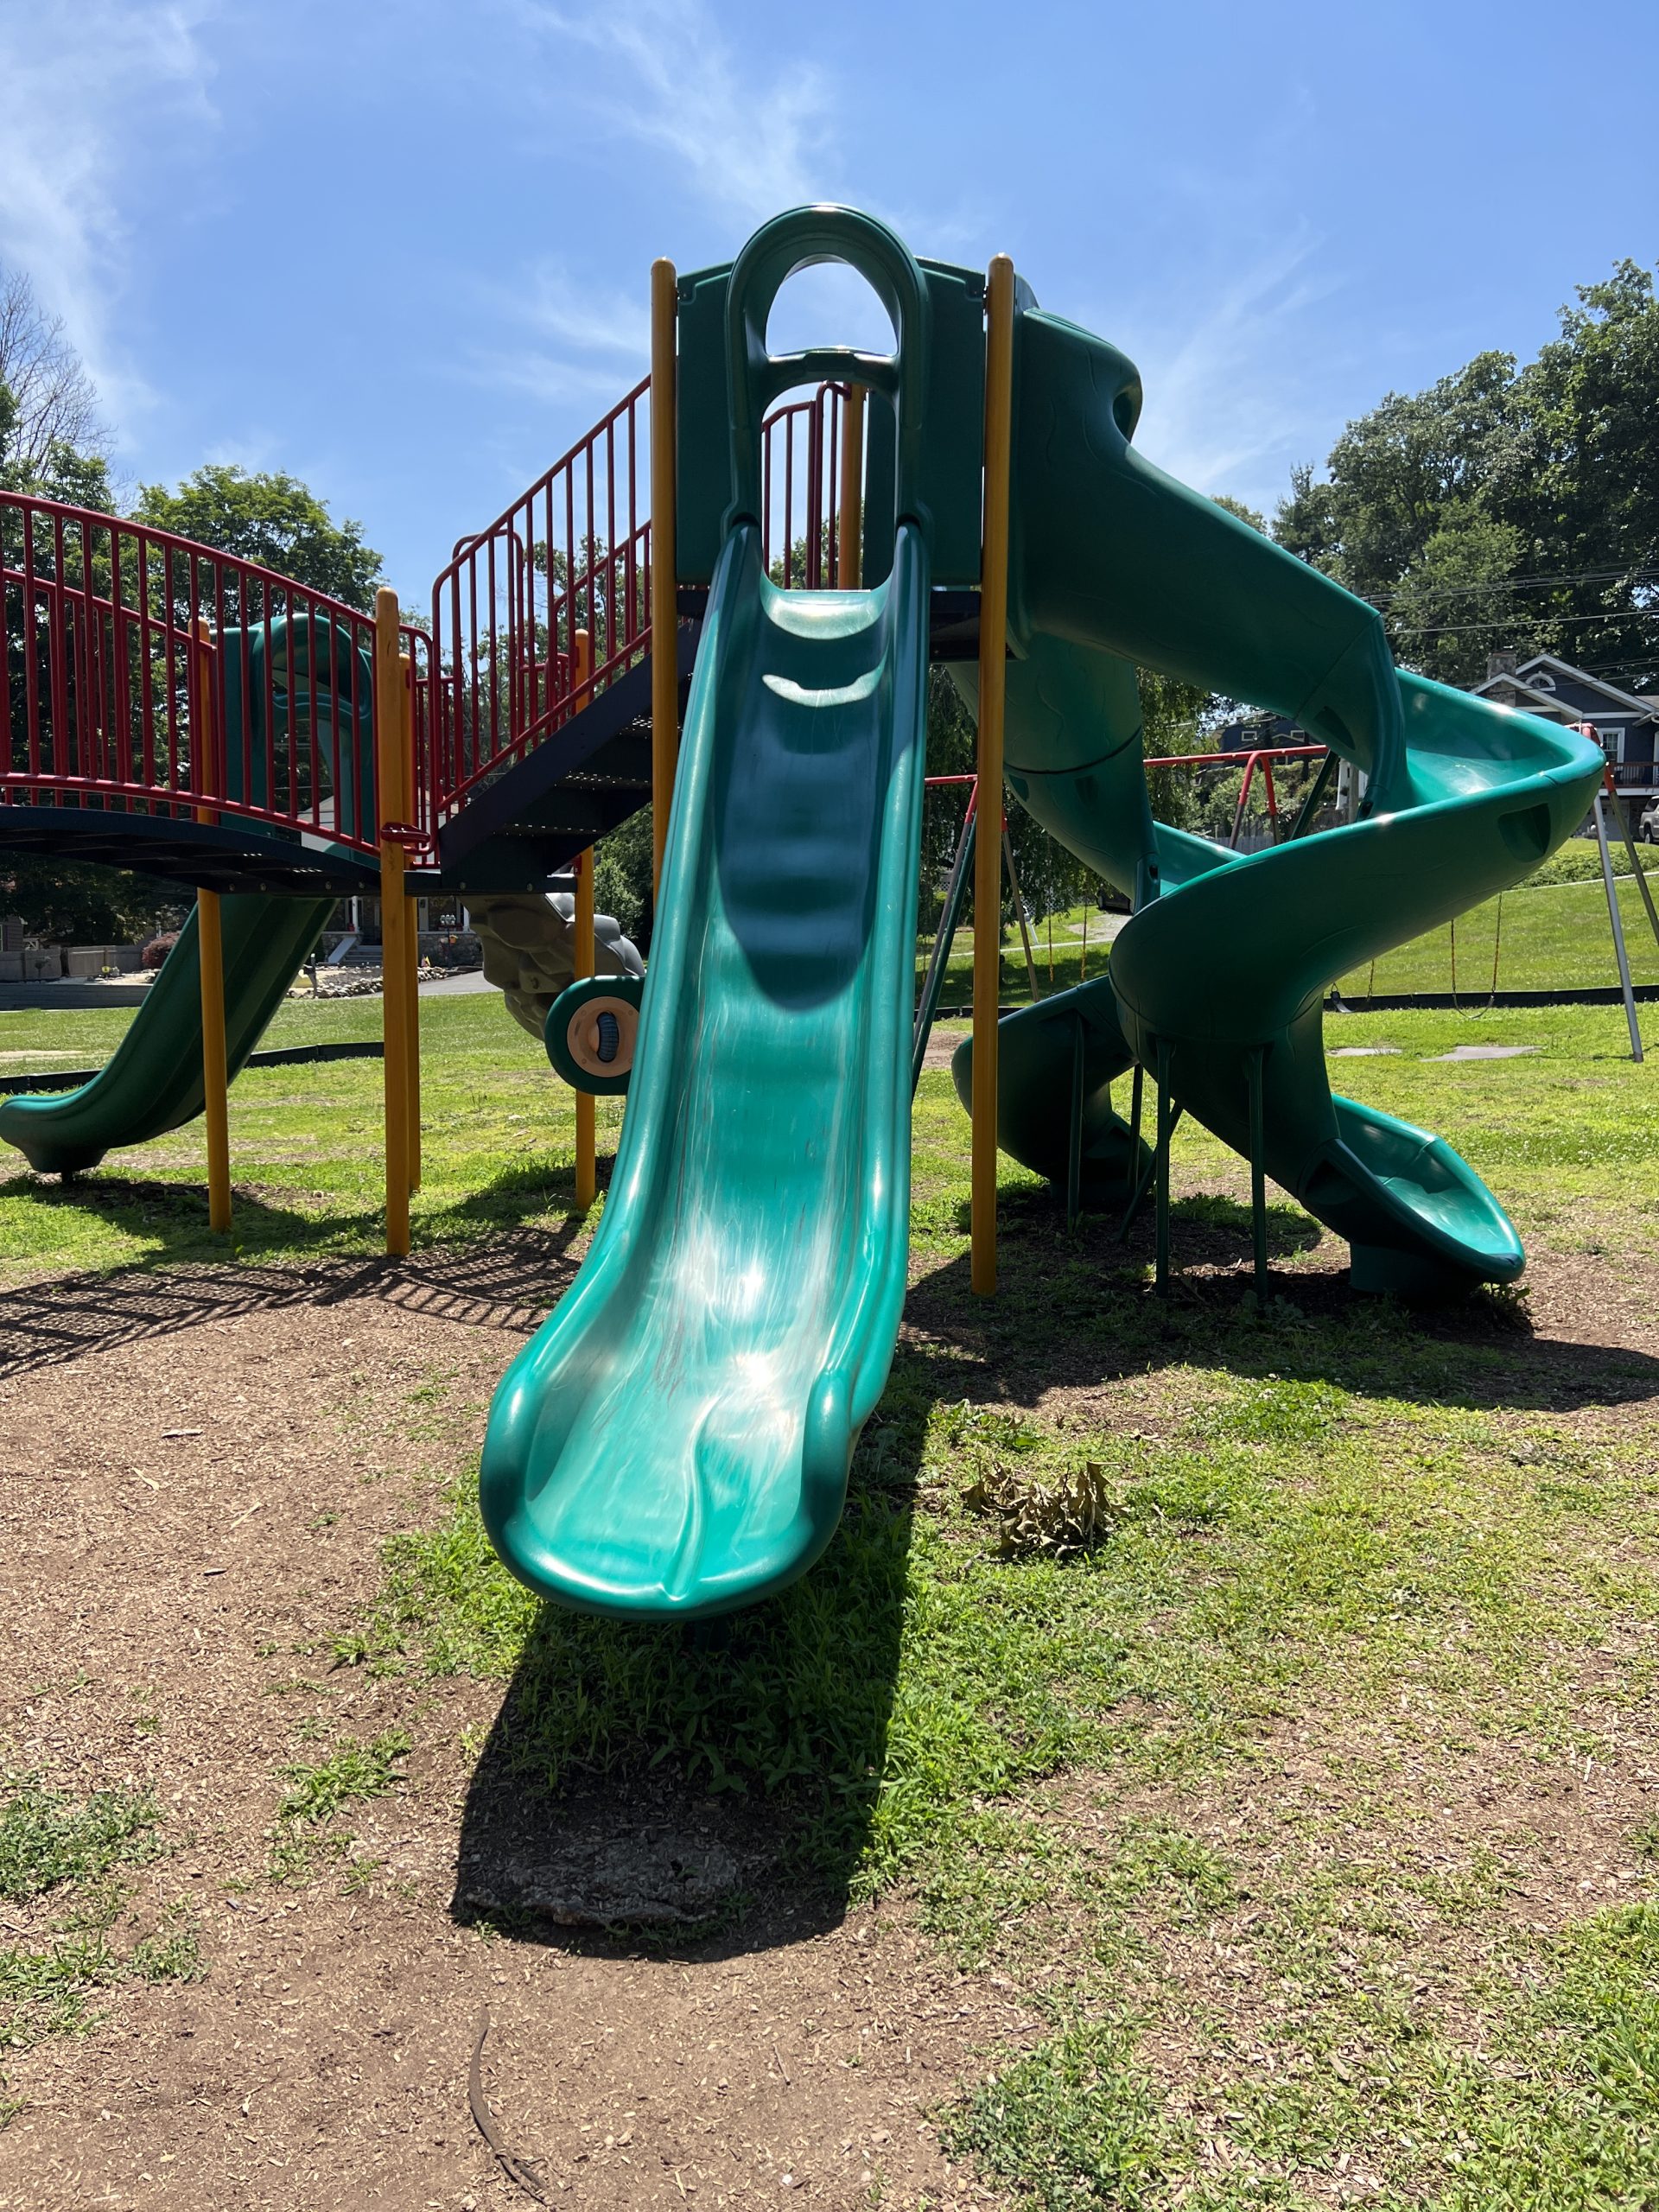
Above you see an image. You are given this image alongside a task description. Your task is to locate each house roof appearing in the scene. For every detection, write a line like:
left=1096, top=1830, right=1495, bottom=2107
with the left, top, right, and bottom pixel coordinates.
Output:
left=1471, top=653, right=1659, bottom=722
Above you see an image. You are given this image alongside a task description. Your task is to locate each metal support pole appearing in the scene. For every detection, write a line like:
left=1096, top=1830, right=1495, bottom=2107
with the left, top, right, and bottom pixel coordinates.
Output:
left=1605, top=774, right=1659, bottom=956
left=971, top=253, right=1016, bottom=1299
left=572, top=629, right=597, bottom=1209
left=912, top=792, right=976, bottom=1096
left=1247, top=1046, right=1268, bottom=1306
left=376, top=588, right=412, bottom=1255
left=1002, top=820, right=1041, bottom=1001
left=1154, top=1039, right=1173, bottom=1294
left=1596, top=791, right=1643, bottom=1062
left=399, top=651, right=421, bottom=1192
left=650, top=257, right=678, bottom=899
left=1287, top=749, right=1338, bottom=842
left=193, top=620, right=232, bottom=1233
left=837, top=384, right=865, bottom=588
left=1066, top=1014, right=1085, bottom=1232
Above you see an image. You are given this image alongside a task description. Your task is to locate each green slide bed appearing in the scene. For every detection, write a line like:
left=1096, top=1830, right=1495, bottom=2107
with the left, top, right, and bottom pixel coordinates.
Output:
left=0, top=894, right=335, bottom=1177
left=481, top=209, right=934, bottom=1617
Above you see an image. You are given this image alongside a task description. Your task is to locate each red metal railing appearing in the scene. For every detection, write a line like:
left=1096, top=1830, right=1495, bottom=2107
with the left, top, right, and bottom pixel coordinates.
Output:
left=428, top=378, right=854, bottom=826
left=760, top=383, right=849, bottom=588
left=2, top=370, right=861, bottom=862
left=1, top=489, right=430, bottom=859
left=1144, top=743, right=1327, bottom=845
left=429, top=377, right=652, bottom=823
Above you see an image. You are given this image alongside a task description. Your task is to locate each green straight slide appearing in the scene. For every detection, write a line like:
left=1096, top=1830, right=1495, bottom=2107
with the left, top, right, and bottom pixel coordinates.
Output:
left=480, top=524, right=931, bottom=1614
left=0, top=895, right=335, bottom=1176
left=952, top=304, right=1605, bottom=1295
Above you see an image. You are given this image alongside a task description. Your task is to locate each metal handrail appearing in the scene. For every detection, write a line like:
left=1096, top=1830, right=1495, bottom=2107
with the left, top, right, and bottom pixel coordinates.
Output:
left=0, top=489, right=428, bottom=857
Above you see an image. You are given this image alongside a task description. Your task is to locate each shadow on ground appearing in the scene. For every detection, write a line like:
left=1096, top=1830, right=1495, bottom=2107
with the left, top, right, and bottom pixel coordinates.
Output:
left=0, top=1207, right=589, bottom=1379
left=450, top=1339, right=956, bottom=1961
left=916, top=1185, right=1659, bottom=1415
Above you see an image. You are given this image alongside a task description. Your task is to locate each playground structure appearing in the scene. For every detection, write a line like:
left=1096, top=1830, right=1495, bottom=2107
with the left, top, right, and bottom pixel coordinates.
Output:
left=0, top=205, right=1611, bottom=1620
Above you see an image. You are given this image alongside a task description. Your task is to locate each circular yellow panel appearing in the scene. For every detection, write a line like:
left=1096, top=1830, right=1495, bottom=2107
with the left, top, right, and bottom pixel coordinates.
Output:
left=565, top=994, right=639, bottom=1080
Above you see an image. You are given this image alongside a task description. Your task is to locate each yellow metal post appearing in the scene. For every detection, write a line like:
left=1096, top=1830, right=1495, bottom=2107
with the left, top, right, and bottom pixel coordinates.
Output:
left=972, top=255, right=1016, bottom=1299
left=399, top=651, right=422, bottom=1192
left=375, top=588, right=411, bottom=1257
left=837, top=383, right=866, bottom=588
left=650, top=256, right=678, bottom=899
left=572, top=629, right=597, bottom=1210
left=193, top=620, right=232, bottom=1234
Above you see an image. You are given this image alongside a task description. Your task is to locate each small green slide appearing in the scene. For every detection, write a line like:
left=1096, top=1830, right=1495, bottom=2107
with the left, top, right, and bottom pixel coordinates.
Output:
left=0, top=614, right=372, bottom=1178
left=950, top=304, right=1605, bottom=1295
left=480, top=521, right=930, bottom=1614
left=0, top=894, right=335, bottom=1176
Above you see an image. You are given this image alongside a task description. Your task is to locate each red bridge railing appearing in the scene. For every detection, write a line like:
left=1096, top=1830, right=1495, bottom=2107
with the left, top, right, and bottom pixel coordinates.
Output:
left=3, top=371, right=861, bottom=862
left=1, top=489, right=431, bottom=860
left=428, top=378, right=855, bottom=825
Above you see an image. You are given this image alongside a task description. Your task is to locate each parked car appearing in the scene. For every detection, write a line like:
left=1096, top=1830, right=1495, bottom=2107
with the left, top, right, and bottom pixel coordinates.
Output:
left=1640, top=800, right=1659, bottom=843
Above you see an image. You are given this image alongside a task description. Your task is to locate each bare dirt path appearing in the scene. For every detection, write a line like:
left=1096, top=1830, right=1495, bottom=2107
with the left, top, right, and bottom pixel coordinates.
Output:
left=0, top=1246, right=1007, bottom=2212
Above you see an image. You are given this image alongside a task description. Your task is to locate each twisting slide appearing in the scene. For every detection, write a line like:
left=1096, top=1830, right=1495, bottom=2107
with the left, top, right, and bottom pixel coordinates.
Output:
left=480, top=210, right=933, bottom=1616
left=952, top=305, right=1605, bottom=1297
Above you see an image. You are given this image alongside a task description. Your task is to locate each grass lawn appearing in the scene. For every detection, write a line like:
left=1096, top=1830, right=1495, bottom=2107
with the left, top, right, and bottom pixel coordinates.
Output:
left=3, top=993, right=1659, bottom=2202
left=915, top=871, right=1659, bottom=1011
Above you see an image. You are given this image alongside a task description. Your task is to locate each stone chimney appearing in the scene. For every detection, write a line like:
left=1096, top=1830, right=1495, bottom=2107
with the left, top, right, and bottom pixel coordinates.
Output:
left=1486, top=649, right=1519, bottom=681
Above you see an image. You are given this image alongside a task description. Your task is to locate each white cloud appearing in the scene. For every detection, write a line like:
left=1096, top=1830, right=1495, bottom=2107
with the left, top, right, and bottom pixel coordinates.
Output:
left=1102, top=228, right=1347, bottom=515
left=0, top=4, right=218, bottom=438
left=509, top=0, right=834, bottom=221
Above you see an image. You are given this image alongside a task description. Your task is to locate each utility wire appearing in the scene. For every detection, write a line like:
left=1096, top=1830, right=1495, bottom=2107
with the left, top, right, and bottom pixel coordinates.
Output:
left=1364, top=563, right=1656, bottom=605
left=1391, top=607, right=1659, bottom=639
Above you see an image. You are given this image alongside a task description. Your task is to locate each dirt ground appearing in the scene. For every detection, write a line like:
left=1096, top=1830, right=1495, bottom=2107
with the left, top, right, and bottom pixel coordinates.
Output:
left=3, top=1218, right=1657, bottom=2210
left=0, top=1242, right=1020, bottom=2212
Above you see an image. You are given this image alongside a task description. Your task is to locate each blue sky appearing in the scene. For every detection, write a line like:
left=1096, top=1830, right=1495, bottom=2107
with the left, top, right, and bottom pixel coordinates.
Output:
left=2, top=0, right=1654, bottom=607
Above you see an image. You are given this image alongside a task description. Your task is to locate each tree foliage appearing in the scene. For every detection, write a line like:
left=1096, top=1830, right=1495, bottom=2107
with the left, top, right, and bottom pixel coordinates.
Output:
left=134, top=466, right=382, bottom=610
left=0, top=270, right=115, bottom=511
left=1274, top=260, right=1659, bottom=687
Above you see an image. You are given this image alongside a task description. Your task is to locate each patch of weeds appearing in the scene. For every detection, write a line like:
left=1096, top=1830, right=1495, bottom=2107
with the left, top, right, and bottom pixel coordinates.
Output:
left=944, top=2015, right=1183, bottom=2209
left=328, top=1625, right=406, bottom=1676
left=1103, top=1818, right=1238, bottom=1927
left=277, top=1730, right=410, bottom=1825
left=0, top=1777, right=162, bottom=1904
left=964, top=1454, right=1122, bottom=1557
left=130, top=1909, right=202, bottom=1985
left=0, top=1929, right=118, bottom=2048
left=1192, top=1373, right=1349, bottom=1446
left=340, top=1854, right=387, bottom=1897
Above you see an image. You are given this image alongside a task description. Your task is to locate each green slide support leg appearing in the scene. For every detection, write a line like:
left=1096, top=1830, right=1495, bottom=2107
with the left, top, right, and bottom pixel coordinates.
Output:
left=0, top=894, right=336, bottom=1176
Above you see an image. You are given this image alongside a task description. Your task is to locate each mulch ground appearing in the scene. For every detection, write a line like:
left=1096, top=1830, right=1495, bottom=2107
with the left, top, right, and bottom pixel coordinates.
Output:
left=0, top=1243, right=1014, bottom=2212
left=2, top=1202, right=1656, bottom=2210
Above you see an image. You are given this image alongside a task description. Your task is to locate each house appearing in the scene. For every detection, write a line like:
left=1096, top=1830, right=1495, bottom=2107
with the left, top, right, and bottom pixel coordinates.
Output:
left=1471, top=652, right=1659, bottom=799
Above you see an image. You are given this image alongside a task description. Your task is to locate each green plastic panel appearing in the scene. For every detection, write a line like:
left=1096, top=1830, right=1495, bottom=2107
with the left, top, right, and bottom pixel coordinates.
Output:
left=0, top=893, right=335, bottom=1176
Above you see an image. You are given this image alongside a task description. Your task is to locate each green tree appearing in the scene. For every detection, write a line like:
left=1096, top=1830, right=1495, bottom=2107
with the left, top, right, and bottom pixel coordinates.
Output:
left=0, top=858, right=186, bottom=949
left=134, top=467, right=382, bottom=610
left=1274, top=260, right=1659, bottom=690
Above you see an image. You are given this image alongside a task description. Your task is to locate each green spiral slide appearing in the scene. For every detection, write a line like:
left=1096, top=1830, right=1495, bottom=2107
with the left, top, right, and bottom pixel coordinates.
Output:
left=950, top=305, right=1605, bottom=1296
